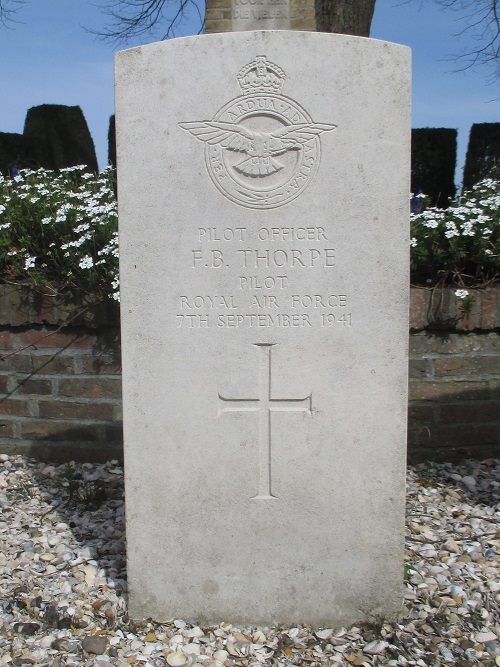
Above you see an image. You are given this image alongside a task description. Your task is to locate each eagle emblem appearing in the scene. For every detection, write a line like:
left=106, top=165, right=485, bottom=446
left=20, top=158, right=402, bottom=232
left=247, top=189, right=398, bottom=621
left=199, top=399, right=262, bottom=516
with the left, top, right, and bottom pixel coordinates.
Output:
left=180, top=56, right=337, bottom=209
left=179, top=121, right=336, bottom=178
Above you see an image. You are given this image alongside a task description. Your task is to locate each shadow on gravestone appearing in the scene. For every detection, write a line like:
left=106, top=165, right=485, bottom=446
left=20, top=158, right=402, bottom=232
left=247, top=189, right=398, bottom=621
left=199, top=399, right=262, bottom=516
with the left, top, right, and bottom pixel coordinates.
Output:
left=23, top=104, right=98, bottom=174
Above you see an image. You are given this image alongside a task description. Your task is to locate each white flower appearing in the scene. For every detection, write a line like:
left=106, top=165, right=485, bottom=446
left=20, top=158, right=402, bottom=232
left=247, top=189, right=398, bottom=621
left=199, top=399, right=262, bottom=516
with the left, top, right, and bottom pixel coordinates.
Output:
left=24, top=256, right=36, bottom=270
left=41, top=217, right=51, bottom=225
left=461, top=221, right=475, bottom=237
left=0, top=222, right=11, bottom=230
left=60, top=165, right=86, bottom=173
left=455, top=289, right=469, bottom=299
left=79, top=256, right=94, bottom=270
left=0, top=205, right=5, bottom=215
left=75, top=223, right=90, bottom=234
left=410, top=237, right=417, bottom=247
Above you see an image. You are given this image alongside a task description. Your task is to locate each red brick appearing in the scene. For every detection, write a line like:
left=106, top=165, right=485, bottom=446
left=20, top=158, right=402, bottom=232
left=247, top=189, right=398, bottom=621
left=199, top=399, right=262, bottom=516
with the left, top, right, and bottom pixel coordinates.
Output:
left=33, top=294, right=57, bottom=325
left=409, top=332, right=460, bottom=355
left=20, top=420, right=100, bottom=441
left=38, top=400, right=115, bottom=421
left=480, top=289, right=499, bottom=330
left=0, top=330, right=13, bottom=350
left=407, top=426, right=422, bottom=449
left=438, top=401, right=500, bottom=424
left=408, top=359, right=429, bottom=378
left=82, top=355, right=121, bottom=375
left=58, top=377, right=122, bottom=400
left=19, top=330, right=97, bottom=350
left=426, top=288, right=455, bottom=327
left=1, top=355, right=34, bottom=374
left=434, top=356, right=500, bottom=377
left=462, top=333, right=500, bottom=353
left=0, top=285, right=34, bottom=326
left=409, top=288, right=429, bottom=330
left=2, top=353, right=75, bottom=375
left=32, top=354, right=75, bottom=374
left=425, top=424, right=498, bottom=448
left=0, top=421, right=15, bottom=438
left=408, top=403, right=436, bottom=423
left=409, top=380, right=492, bottom=402
left=104, top=423, right=123, bottom=443
left=0, top=398, right=31, bottom=417
left=14, top=377, right=53, bottom=395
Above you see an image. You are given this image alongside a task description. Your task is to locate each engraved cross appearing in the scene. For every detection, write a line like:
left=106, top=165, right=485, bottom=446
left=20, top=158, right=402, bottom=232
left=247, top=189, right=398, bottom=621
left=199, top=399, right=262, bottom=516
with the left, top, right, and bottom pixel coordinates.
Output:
left=218, top=343, right=312, bottom=499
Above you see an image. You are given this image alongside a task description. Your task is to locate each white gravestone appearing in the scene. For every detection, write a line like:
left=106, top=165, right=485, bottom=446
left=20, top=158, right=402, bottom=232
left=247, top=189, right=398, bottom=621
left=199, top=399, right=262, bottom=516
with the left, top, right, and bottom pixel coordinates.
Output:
left=116, top=31, right=411, bottom=626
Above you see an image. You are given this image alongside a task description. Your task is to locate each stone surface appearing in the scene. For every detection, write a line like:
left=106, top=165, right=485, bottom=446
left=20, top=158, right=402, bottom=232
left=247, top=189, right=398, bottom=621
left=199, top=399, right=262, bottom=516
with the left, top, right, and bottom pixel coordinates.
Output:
left=204, top=0, right=316, bottom=34
left=115, top=31, right=411, bottom=625
left=232, top=0, right=291, bottom=31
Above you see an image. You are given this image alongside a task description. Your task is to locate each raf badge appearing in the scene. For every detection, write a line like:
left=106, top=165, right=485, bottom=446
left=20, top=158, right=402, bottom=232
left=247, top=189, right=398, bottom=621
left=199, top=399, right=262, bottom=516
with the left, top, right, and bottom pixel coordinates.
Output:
left=180, top=56, right=336, bottom=209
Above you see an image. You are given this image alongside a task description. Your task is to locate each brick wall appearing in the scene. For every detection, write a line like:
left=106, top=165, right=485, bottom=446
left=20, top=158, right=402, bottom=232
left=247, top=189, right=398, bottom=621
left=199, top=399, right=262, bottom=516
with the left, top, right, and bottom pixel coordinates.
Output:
left=0, top=285, right=498, bottom=463
left=409, top=287, right=500, bottom=462
left=0, top=286, right=122, bottom=462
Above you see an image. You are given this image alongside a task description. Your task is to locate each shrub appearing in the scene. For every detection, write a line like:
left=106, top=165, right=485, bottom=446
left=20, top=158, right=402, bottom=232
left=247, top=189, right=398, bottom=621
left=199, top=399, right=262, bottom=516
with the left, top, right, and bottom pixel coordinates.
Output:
left=411, top=128, right=457, bottom=208
left=410, top=176, right=500, bottom=287
left=462, top=123, right=500, bottom=191
left=0, top=165, right=119, bottom=301
left=23, top=105, right=98, bottom=174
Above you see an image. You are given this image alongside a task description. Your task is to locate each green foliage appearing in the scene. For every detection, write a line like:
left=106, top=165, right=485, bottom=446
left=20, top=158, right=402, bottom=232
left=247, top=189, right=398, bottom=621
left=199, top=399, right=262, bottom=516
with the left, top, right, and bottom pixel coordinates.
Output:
left=23, top=105, right=98, bottom=174
left=462, top=123, right=500, bottom=191
left=411, top=128, right=457, bottom=209
left=0, top=132, right=37, bottom=177
left=108, top=115, right=116, bottom=169
left=410, top=177, right=500, bottom=287
left=0, top=165, right=119, bottom=301
left=55, top=463, right=107, bottom=508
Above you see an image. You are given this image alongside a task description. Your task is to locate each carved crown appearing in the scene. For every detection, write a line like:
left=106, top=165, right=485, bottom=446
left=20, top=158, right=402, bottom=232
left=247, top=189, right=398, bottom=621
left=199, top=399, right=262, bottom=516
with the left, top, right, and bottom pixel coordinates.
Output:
left=237, top=56, right=285, bottom=95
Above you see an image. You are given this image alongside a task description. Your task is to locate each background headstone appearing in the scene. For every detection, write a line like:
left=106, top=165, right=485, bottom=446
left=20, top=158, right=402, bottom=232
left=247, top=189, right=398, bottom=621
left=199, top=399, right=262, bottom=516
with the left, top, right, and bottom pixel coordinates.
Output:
left=205, top=0, right=316, bottom=32
left=116, top=30, right=411, bottom=626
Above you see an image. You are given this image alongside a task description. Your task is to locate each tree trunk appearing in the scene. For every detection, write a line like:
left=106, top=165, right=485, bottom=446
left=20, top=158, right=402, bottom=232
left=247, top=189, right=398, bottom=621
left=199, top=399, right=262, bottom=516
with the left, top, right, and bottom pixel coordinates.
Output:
left=315, top=0, right=376, bottom=36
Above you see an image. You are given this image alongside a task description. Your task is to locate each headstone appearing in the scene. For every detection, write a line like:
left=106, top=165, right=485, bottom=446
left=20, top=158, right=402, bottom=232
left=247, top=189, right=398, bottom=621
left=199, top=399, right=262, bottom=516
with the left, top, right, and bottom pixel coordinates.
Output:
left=116, top=30, right=411, bottom=626
left=204, top=0, right=316, bottom=33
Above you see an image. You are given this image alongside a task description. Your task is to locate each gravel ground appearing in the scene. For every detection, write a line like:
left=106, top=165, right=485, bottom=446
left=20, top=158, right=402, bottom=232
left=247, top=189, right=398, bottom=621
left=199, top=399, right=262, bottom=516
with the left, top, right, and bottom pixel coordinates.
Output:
left=0, top=454, right=498, bottom=667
